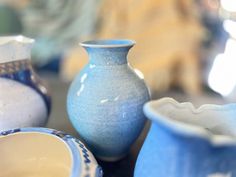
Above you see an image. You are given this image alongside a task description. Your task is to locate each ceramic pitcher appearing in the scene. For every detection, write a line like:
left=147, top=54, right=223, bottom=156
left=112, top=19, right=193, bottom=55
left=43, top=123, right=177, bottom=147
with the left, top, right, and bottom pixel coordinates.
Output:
left=67, top=39, right=150, bottom=161
left=0, top=36, right=50, bottom=130
left=135, top=97, right=236, bottom=177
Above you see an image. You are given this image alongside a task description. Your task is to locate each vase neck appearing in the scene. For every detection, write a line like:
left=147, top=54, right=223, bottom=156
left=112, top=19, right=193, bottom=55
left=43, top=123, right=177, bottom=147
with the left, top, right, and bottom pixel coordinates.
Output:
left=81, top=39, right=135, bottom=66
left=86, top=47, right=132, bottom=65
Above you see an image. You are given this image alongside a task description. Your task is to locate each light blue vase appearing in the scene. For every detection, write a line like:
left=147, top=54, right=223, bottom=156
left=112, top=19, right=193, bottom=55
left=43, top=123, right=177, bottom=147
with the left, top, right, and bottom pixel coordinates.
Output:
left=67, top=39, right=150, bottom=161
left=135, top=97, right=236, bottom=177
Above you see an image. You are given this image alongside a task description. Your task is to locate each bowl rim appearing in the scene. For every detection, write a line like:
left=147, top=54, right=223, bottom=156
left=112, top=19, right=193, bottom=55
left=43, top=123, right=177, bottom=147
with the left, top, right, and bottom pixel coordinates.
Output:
left=0, top=127, right=102, bottom=177
left=144, top=97, right=236, bottom=146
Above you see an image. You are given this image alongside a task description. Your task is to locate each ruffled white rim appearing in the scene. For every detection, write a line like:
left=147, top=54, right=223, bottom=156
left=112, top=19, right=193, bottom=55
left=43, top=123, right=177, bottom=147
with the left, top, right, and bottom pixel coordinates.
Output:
left=144, top=97, right=236, bottom=146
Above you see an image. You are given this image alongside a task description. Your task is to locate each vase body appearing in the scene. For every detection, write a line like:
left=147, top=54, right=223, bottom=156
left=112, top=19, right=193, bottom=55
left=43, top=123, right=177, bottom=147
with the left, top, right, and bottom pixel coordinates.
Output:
left=135, top=97, right=236, bottom=177
left=67, top=39, right=150, bottom=161
left=0, top=36, right=51, bottom=130
left=0, top=127, right=102, bottom=177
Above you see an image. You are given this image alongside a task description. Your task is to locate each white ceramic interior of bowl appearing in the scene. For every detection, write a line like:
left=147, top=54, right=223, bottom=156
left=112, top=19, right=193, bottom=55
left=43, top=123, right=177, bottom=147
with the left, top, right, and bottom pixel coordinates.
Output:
left=0, top=132, right=72, bottom=177
left=146, top=97, right=236, bottom=143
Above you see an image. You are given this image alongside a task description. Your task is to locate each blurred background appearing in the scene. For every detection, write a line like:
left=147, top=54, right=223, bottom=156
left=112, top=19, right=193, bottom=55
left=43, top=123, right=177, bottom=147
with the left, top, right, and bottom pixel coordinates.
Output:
left=1, top=0, right=236, bottom=176
left=0, top=0, right=235, bottom=99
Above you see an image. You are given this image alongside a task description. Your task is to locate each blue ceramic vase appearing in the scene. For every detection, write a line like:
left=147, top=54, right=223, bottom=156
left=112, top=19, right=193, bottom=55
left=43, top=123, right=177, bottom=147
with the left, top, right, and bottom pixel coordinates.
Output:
left=67, top=39, right=150, bottom=161
left=0, top=36, right=50, bottom=130
left=135, top=97, right=236, bottom=177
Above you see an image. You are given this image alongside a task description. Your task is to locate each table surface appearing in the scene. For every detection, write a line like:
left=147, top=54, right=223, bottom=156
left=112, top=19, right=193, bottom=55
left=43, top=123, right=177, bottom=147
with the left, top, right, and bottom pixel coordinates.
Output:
left=44, top=74, right=225, bottom=177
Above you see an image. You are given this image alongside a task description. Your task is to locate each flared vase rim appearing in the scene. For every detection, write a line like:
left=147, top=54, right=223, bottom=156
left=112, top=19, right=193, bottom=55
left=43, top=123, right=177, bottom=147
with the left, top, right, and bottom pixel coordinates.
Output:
left=80, top=39, right=136, bottom=48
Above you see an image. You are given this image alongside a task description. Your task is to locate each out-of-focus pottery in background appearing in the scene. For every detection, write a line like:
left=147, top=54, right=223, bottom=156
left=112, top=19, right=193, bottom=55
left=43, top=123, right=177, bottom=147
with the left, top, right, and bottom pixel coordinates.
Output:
left=0, top=35, right=51, bottom=130
left=67, top=39, right=150, bottom=161
left=135, top=97, right=236, bottom=177
left=61, top=0, right=205, bottom=96
left=0, top=127, right=102, bottom=177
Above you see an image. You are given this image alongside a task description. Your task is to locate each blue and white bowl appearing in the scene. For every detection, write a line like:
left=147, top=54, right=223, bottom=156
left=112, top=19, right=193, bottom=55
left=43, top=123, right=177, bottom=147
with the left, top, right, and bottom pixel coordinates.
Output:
left=0, top=127, right=103, bottom=177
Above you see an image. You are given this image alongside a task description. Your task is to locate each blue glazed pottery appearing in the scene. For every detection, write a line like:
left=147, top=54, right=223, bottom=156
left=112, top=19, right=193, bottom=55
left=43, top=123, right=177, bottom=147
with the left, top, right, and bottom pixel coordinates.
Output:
left=135, top=97, right=236, bottom=177
left=67, top=39, right=150, bottom=161
left=0, top=127, right=103, bottom=177
left=0, top=36, right=51, bottom=130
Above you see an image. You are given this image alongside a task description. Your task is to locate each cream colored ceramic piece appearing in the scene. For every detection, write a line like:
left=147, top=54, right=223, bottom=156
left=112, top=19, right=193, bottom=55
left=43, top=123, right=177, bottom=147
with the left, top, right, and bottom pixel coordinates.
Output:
left=0, top=78, right=47, bottom=130
left=0, top=128, right=102, bottom=177
left=0, top=35, right=51, bottom=130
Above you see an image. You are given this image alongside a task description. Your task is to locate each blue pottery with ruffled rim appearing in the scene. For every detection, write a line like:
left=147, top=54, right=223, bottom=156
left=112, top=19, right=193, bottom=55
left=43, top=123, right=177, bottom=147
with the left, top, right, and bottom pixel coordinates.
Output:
left=67, top=39, right=150, bottom=161
left=0, top=127, right=102, bottom=177
left=0, top=35, right=51, bottom=130
left=135, top=97, right=236, bottom=177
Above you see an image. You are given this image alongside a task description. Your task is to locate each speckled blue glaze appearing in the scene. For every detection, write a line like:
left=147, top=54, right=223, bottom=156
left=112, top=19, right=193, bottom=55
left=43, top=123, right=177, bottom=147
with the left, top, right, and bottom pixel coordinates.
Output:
left=135, top=98, right=236, bottom=177
left=67, top=39, right=150, bottom=161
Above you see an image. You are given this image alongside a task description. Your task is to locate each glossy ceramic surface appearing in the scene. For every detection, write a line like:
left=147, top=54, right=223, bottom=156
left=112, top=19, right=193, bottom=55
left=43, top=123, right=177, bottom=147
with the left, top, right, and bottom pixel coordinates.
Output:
left=67, top=39, right=150, bottom=161
left=0, top=36, right=50, bottom=130
left=0, top=127, right=102, bottom=177
left=135, top=97, right=236, bottom=177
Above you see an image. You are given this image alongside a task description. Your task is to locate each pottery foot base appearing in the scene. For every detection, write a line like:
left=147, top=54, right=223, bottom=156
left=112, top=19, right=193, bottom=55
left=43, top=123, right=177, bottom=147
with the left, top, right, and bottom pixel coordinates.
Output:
left=96, top=153, right=127, bottom=162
